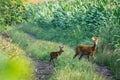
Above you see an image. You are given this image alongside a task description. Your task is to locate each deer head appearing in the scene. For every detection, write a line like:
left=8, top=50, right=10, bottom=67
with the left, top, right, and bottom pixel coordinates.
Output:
left=59, top=46, right=64, bottom=52
left=91, top=37, right=100, bottom=45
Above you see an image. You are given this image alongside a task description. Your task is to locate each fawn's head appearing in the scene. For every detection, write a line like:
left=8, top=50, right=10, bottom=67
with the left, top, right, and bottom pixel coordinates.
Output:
left=91, top=37, right=100, bottom=45
left=59, top=46, right=64, bottom=52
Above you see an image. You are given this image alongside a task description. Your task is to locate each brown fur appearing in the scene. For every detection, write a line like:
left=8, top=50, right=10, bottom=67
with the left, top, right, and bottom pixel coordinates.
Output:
left=49, top=46, right=64, bottom=63
left=73, top=37, right=99, bottom=61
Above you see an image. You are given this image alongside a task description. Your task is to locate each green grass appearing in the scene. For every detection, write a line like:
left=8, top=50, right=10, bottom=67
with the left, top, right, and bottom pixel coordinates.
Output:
left=0, top=37, right=34, bottom=80
left=50, top=59, right=104, bottom=80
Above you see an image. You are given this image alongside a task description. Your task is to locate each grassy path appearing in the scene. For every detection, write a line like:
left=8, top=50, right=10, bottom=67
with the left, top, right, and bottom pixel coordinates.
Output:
left=26, top=32, right=114, bottom=80
left=30, top=56, right=54, bottom=80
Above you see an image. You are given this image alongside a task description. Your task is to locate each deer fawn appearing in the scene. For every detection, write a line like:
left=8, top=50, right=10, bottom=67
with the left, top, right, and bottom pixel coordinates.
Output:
left=73, top=37, right=99, bottom=62
left=49, top=46, right=64, bottom=65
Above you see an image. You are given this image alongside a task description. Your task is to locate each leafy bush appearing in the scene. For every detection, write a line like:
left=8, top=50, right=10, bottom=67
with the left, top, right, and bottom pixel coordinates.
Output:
left=52, top=8, right=74, bottom=29
left=24, top=0, right=120, bottom=47
left=0, top=0, right=28, bottom=25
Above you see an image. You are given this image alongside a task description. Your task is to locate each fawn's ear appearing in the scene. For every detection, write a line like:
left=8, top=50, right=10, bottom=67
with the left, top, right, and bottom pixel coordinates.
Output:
left=59, top=45, right=64, bottom=48
left=59, top=46, right=62, bottom=48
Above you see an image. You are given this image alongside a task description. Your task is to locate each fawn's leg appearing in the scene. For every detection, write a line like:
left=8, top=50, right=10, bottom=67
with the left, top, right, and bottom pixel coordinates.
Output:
left=49, top=57, right=53, bottom=65
left=49, top=57, right=52, bottom=63
left=49, top=58, right=52, bottom=65
left=50, top=58, right=55, bottom=67
left=53, top=59, right=55, bottom=67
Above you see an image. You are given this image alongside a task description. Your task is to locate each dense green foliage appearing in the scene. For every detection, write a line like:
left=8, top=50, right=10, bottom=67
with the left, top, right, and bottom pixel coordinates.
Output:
left=0, top=0, right=28, bottom=25
left=25, top=0, right=120, bottom=48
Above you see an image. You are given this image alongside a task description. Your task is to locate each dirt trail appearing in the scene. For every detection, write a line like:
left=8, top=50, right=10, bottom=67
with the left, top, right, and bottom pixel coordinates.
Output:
left=96, top=65, right=114, bottom=80
left=31, top=57, right=54, bottom=80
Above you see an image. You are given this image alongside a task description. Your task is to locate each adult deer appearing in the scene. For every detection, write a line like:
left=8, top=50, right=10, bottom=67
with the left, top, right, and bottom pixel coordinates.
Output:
left=73, top=37, right=99, bottom=62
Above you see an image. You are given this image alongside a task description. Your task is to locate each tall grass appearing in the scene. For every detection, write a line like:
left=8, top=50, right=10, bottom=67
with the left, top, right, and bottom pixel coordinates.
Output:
left=49, top=46, right=105, bottom=80
left=96, top=48, right=120, bottom=80
left=0, top=37, right=34, bottom=80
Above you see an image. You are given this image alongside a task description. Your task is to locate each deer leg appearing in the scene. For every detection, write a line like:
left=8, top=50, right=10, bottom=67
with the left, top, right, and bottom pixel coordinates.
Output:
left=79, top=54, right=83, bottom=60
left=93, top=55, right=96, bottom=62
left=49, top=57, right=54, bottom=65
left=73, top=53, right=78, bottom=59
left=50, top=58, right=55, bottom=67
left=49, top=59, right=51, bottom=63
left=49, top=57, right=52, bottom=63
left=87, top=55, right=90, bottom=61
left=53, top=59, right=55, bottom=67
left=49, top=58, right=52, bottom=65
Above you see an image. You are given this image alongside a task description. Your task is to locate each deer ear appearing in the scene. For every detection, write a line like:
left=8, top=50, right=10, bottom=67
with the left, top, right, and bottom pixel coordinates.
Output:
left=91, top=37, right=95, bottom=41
left=59, top=46, right=63, bottom=48
left=97, top=37, right=100, bottom=42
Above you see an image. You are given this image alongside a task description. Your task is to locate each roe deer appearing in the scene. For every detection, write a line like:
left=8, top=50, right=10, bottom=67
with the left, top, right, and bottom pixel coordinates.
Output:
left=73, top=37, right=99, bottom=62
left=49, top=46, right=64, bottom=65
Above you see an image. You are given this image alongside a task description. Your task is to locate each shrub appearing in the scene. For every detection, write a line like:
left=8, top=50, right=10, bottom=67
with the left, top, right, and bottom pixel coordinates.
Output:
left=0, top=0, right=28, bottom=25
